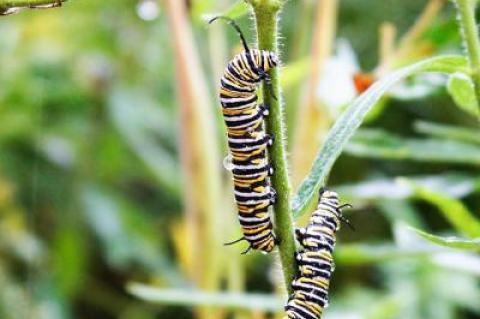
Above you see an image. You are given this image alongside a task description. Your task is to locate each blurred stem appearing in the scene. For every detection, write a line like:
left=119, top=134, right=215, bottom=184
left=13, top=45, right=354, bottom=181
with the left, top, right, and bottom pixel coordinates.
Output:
left=376, top=0, right=445, bottom=76
left=249, top=0, right=296, bottom=294
left=292, top=0, right=338, bottom=187
left=164, top=0, right=223, bottom=318
left=454, top=0, right=480, bottom=117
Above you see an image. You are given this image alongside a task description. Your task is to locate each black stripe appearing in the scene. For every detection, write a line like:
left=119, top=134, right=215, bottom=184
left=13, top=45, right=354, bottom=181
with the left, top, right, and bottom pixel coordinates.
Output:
left=221, top=78, right=253, bottom=93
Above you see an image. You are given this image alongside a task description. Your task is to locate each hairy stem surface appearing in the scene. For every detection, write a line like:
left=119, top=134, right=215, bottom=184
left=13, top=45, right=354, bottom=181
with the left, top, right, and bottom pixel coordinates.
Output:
left=250, top=0, right=296, bottom=294
left=454, top=0, right=480, bottom=117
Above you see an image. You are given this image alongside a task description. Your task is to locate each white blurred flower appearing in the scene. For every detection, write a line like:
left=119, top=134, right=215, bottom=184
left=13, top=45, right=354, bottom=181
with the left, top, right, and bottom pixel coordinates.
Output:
left=316, top=39, right=359, bottom=116
left=136, top=0, right=160, bottom=21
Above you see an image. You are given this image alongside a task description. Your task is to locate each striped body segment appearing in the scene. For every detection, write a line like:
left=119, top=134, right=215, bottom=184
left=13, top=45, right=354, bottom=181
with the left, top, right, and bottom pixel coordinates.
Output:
left=285, top=190, right=346, bottom=319
left=220, top=48, right=280, bottom=253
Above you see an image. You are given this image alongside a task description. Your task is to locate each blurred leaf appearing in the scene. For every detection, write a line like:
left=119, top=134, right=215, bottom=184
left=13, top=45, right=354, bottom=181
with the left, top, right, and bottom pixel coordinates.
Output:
left=390, top=74, right=445, bottom=101
left=414, top=120, right=480, bottom=145
left=201, top=1, right=249, bottom=21
left=447, top=72, right=480, bottom=117
left=108, top=89, right=180, bottom=196
left=80, top=185, right=184, bottom=284
left=291, top=55, right=469, bottom=218
left=222, top=0, right=249, bottom=19
left=407, top=182, right=480, bottom=238
left=337, top=172, right=480, bottom=202
left=378, top=199, right=425, bottom=229
left=51, top=226, right=88, bottom=297
left=409, top=227, right=480, bottom=251
left=127, top=283, right=283, bottom=311
left=334, top=243, right=445, bottom=265
left=345, top=129, right=480, bottom=165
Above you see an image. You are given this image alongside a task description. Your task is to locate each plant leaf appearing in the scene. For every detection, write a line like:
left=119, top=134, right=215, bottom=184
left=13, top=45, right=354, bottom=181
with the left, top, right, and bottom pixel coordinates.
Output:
left=291, top=55, right=469, bottom=218
left=334, top=243, right=445, bottom=265
left=127, top=283, right=283, bottom=311
left=414, top=120, right=480, bottom=145
left=406, top=182, right=480, bottom=238
left=202, top=1, right=250, bottom=21
left=344, top=129, right=480, bottom=165
left=410, top=227, right=480, bottom=251
left=446, top=72, right=480, bottom=117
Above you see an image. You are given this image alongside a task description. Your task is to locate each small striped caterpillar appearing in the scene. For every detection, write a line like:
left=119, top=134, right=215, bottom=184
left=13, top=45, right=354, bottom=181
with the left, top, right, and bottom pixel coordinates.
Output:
left=210, top=16, right=279, bottom=254
left=285, top=189, right=352, bottom=319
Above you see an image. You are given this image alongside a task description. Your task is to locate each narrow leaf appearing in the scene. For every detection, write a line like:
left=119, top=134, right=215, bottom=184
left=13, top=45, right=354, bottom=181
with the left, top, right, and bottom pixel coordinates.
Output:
left=414, top=120, right=480, bottom=145
left=410, top=227, right=480, bottom=251
left=344, top=129, right=480, bottom=165
left=292, top=55, right=469, bottom=218
left=334, top=243, right=445, bottom=265
left=127, top=283, right=284, bottom=311
left=202, top=1, right=249, bottom=21
left=407, top=182, right=480, bottom=238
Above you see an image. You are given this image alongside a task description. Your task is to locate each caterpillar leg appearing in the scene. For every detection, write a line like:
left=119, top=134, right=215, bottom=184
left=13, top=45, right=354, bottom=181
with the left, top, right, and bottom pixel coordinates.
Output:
left=258, top=71, right=277, bottom=101
left=295, top=227, right=306, bottom=243
left=269, top=187, right=277, bottom=205
left=267, top=164, right=274, bottom=176
left=268, top=133, right=275, bottom=146
left=258, top=103, right=270, bottom=116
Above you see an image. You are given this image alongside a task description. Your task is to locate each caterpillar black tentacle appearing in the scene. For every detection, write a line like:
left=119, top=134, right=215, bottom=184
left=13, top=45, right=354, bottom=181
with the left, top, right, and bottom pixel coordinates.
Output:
left=211, top=16, right=280, bottom=254
left=285, top=189, right=351, bottom=319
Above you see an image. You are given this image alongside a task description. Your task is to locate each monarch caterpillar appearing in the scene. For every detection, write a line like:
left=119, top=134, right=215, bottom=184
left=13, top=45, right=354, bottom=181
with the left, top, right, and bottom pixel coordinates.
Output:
left=210, top=16, right=279, bottom=254
left=285, top=189, right=352, bottom=319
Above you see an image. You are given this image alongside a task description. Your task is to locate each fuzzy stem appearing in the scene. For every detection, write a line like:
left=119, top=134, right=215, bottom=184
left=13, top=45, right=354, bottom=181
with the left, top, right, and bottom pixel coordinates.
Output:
left=250, top=0, right=296, bottom=294
left=454, top=0, right=480, bottom=116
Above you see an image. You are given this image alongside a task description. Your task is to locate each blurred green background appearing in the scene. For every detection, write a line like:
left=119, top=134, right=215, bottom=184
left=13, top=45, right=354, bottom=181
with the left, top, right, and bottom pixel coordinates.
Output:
left=0, top=0, right=479, bottom=318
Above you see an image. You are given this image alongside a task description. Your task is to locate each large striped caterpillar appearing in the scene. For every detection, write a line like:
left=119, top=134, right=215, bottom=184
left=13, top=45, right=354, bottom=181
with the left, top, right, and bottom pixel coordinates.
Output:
left=210, top=17, right=279, bottom=254
left=285, top=189, right=352, bottom=319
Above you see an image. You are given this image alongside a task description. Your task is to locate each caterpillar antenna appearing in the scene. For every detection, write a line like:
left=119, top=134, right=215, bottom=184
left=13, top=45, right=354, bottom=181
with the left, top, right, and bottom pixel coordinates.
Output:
left=224, top=237, right=246, bottom=246
left=208, top=16, right=250, bottom=52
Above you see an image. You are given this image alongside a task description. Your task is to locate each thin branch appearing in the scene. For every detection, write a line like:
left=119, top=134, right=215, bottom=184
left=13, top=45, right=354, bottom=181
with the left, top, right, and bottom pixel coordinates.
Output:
left=0, top=0, right=64, bottom=10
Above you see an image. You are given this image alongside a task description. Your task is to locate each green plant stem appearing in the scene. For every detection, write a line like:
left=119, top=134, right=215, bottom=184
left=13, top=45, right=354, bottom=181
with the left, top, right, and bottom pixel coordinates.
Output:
left=250, top=0, right=296, bottom=294
left=0, top=0, right=64, bottom=8
left=454, top=0, right=480, bottom=116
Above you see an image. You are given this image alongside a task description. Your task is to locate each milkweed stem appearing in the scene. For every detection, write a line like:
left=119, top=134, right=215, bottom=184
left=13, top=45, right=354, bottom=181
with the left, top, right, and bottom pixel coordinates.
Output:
left=249, top=0, right=296, bottom=294
left=453, top=0, right=480, bottom=118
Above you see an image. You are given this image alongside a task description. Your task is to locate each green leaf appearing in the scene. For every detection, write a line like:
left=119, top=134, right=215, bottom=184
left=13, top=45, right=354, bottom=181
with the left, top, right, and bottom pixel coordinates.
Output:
left=51, top=227, right=88, bottom=297
left=414, top=120, right=480, bottom=145
left=223, top=0, right=250, bottom=19
left=334, top=243, right=444, bottom=265
left=407, top=182, right=480, bottom=238
left=202, top=1, right=250, bottom=21
left=344, top=129, right=480, bottom=165
left=108, top=89, right=180, bottom=196
left=410, top=227, right=480, bottom=251
left=80, top=185, right=185, bottom=285
left=127, top=283, right=283, bottom=311
left=337, top=173, right=480, bottom=202
left=447, top=72, right=480, bottom=117
left=291, top=55, right=469, bottom=218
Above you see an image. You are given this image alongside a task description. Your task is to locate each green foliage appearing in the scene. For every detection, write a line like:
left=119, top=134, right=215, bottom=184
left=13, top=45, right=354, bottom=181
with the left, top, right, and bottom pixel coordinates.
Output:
left=447, top=73, right=480, bottom=117
left=291, top=55, right=470, bottom=218
left=410, top=227, right=480, bottom=251
left=1, top=1, right=479, bottom=318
